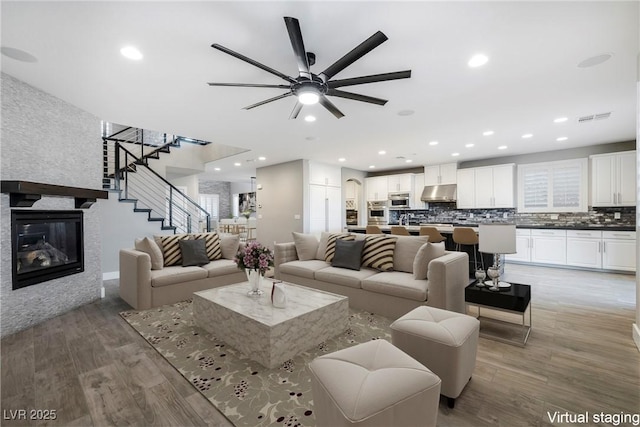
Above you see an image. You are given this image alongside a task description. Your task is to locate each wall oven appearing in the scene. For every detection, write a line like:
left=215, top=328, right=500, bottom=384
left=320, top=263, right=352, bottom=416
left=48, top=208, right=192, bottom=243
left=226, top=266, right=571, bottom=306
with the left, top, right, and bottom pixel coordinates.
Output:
left=367, top=201, right=389, bottom=225
left=388, top=192, right=411, bottom=209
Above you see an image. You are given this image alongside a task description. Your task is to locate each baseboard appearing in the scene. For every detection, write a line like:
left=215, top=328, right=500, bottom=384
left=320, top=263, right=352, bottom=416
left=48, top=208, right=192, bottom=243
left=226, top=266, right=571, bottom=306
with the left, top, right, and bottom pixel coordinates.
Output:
left=102, top=271, right=119, bottom=281
left=633, top=323, right=640, bottom=352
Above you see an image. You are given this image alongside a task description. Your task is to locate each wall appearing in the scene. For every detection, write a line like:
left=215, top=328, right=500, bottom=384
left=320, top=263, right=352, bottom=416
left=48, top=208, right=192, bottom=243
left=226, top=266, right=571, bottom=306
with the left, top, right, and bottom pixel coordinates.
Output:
left=0, top=73, right=103, bottom=337
left=255, top=160, right=304, bottom=248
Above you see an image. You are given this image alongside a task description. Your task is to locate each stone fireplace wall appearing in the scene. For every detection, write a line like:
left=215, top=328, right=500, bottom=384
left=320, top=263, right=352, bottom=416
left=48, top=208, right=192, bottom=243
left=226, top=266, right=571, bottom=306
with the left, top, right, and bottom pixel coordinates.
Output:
left=1, top=73, right=103, bottom=337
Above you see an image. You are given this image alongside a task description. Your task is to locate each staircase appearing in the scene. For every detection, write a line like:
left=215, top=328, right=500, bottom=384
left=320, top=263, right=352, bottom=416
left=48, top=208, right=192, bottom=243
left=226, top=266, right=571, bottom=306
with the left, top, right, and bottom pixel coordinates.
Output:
left=102, top=125, right=212, bottom=234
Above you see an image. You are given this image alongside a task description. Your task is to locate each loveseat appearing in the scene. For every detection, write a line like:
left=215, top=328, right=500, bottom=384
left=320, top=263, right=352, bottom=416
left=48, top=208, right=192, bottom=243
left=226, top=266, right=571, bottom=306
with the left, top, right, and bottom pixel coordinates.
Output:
left=119, top=232, right=246, bottom=310
left=275, top=232, right=470, bottom=320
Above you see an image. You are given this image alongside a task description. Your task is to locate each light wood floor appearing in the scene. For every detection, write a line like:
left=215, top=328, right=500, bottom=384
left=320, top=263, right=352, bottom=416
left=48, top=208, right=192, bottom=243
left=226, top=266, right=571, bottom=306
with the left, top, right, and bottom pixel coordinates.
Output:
left=1, top=264, right=638, bottom=426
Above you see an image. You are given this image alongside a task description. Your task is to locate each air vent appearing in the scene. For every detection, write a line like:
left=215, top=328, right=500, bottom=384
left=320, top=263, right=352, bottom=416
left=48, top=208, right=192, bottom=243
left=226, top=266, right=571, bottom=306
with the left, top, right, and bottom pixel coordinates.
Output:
left=578, top=112, right=611, bottom=123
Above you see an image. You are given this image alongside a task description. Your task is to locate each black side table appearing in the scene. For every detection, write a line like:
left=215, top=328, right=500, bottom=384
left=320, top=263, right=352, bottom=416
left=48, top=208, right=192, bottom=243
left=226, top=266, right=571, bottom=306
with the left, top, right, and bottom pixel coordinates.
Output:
left=465, top=282, right=532, bottom=346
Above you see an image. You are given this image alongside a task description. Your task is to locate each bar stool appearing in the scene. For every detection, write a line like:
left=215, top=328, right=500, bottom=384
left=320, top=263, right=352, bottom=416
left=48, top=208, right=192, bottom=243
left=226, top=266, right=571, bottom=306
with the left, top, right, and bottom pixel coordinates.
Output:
left=419, top=226, right=446, bottom=243
left=453, top=227, right=483, bottom=270
left=366, top=225, right=383, bottom=234
left=391, top=226, right=411, bottom=236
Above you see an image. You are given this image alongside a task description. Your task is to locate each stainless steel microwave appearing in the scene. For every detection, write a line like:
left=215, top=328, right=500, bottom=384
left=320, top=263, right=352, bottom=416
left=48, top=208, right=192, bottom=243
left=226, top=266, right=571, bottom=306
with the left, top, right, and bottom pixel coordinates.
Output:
left=388, top=192, right=411, bottom=208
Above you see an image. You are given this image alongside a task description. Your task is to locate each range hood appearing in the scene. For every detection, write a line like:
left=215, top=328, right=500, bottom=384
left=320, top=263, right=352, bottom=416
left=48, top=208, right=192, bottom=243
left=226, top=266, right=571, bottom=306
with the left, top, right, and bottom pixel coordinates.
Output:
left=420, top=184, right=457, bottom=202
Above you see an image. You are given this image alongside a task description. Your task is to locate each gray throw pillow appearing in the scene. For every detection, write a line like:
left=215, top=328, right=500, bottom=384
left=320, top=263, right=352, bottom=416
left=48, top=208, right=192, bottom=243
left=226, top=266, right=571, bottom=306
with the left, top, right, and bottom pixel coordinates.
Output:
left=179, top=239, right=210, bottom=267
left=331, top=239, right=365, bottom=271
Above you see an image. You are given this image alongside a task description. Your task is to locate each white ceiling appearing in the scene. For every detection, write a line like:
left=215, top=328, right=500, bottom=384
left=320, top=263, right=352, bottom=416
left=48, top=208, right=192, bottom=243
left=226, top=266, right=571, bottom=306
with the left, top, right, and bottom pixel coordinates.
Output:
left=2, top=1, right=638, bottom=184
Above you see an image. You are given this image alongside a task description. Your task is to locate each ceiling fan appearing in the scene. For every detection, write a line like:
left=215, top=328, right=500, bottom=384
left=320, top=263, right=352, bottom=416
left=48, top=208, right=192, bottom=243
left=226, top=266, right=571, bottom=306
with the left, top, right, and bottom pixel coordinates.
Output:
left=207, top=17, right=411, bottom=119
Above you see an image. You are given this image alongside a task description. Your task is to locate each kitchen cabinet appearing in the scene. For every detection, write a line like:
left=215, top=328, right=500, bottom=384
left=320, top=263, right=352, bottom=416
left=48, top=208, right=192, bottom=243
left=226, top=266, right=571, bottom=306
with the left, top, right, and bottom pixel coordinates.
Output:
left=413, top=173, right=425, bottom=208
left=345, top=180, right=358, bottom=201
left=505, top=229, right=532, bottom=262
left=366, top=176, right=388, bottom=201
left=424, top=163, right=457, bottom=185
left=387, top=173, right=414, bottom=193
left=602, top=231, right=636, bottom=271
left=309, top=184, right=341, bottom=235
left=309, top=161, right=342, bottom=187
left=456, top=164, right=515, bottom=209
left=590, top=151, right=636, bottom=207
left=530, top=229, right=567, bottom=265
left=566, top=230, right=602, bottom=269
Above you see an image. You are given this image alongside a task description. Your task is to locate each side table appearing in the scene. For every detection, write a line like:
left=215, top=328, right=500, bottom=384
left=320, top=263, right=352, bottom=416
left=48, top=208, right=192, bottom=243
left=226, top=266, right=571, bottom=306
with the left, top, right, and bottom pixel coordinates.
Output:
left=465, top=282, right=531, bottom=346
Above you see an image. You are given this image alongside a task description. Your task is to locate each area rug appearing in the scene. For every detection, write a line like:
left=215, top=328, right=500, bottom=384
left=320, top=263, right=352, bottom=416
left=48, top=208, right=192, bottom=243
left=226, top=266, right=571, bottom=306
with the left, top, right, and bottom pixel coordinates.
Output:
left=120, top=300, right=392, bottom=427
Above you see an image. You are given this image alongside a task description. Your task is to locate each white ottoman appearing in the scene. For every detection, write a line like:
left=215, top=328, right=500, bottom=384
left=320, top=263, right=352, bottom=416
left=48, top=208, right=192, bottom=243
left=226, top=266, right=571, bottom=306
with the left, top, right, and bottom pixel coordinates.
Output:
left=309, top=339, right=441, bottom=427
left=391, top=306, right=479, bottom=408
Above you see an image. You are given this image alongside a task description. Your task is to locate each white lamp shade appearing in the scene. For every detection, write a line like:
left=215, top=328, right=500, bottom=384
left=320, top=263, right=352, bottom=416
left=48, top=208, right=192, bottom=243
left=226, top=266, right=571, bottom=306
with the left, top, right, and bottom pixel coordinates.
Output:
left=479, top=224, right=516, bottom=254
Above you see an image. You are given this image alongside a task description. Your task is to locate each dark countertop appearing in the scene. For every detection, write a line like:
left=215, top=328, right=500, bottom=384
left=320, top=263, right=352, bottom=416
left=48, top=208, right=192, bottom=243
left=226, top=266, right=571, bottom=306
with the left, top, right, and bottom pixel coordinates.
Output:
left=360, top=223, right=636, bottom=232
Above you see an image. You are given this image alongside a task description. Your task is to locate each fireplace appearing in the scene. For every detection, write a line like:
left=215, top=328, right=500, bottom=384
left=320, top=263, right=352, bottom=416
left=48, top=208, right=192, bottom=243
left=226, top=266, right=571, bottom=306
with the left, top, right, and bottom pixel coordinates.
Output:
left=11, top=210, right=84, bottom=290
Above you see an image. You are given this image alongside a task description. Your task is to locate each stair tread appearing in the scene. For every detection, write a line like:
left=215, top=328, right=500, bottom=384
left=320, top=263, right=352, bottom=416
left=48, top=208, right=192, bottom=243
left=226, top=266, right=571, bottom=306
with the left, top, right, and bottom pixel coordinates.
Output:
left=133, top=208, right=152, bottom=213
left=148, top=218, right=165, bottom=222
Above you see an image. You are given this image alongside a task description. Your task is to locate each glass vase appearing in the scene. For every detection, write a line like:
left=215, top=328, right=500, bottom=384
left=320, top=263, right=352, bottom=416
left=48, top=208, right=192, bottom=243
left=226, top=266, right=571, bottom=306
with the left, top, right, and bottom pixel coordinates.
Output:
left=246, top=269, right=264, bottom=297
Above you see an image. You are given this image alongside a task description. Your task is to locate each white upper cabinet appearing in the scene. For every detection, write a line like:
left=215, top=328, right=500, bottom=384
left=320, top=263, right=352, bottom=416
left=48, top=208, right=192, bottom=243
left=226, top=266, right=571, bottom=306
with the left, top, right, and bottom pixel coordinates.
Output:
left=387, top=173, right=414, bottom=193
left=345, top=180, right=357, bottom=200
left=456, top=168, right=476, bottom=208
left=424, top=163, right=457, bottom=185
left=413, top=173, right=425, bottom=208
left=590, top=151, right=636, bottom=207
left=309, top=161, right=341, bottom=187
left=456, top=164, right=515, bottom=209
left=366, top=176, right=389, bottom=201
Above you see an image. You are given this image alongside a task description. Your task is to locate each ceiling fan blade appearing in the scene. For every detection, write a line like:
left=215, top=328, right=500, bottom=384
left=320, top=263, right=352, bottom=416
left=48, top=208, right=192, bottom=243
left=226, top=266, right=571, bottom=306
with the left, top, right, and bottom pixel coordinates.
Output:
left=243, top=92, right=293, bottom=110
left=327, top=89, right=387, bottom=106
left=319, top=95, right=345, bottom=119
left=211, top=43, right=297, bottom=84
left=320, top=31, right=388, bottom=80
left=328, top=70, right=412, bottom=88
left=289, top=102, right=303, bottom=120
left=207, top=82, right=291, bottom=88
left=284, top=17, right=310, bottom=78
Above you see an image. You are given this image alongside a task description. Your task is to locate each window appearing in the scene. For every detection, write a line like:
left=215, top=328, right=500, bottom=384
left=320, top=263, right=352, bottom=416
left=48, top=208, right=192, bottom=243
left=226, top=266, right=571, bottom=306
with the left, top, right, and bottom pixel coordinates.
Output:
left=199, top=194, right=220, bottom=221
left=518, top=158, right=588, bottom=213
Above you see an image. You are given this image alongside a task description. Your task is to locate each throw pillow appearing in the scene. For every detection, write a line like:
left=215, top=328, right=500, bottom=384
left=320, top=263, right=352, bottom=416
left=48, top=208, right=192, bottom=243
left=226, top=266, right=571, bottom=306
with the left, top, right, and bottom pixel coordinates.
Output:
left=192, top=232, right=222, bottom=260
left=179, top=239, right=210, bottom=267
left=155, top=233, right=191, bottom=267
left=324, top=233, right=356, bottom=263
left=331, top=239, right=366, bottom=271
left=220, top=234, right=241, bottom=260
left=292, top=232, right=319, bottom=261
left=134, top=237, right=163, bottom=270
left=393, top=235, right=429, bottom=273
left=362, top=235, right=397, bottom=271
left=413, top=242, right=446, bottom=280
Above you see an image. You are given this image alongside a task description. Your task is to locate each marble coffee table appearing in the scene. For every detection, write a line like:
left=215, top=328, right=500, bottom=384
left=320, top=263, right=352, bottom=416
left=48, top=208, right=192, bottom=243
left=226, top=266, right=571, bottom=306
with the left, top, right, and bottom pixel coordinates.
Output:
left=192, top=281, right=349, bottom=369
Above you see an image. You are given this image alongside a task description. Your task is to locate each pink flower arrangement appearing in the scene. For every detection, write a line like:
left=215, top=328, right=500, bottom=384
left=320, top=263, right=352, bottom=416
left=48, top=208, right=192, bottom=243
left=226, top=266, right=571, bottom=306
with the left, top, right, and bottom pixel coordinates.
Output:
left=234, top=241, right=274, bottom=275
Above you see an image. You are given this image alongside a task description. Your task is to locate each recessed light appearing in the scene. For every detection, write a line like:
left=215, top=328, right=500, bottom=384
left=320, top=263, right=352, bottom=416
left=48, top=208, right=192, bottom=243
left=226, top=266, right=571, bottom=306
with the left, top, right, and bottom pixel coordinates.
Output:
left=369, top=165, right=376, bottom=169
left=120, top=45, right=143, bottom=60
left=428, top=141, right=439, bottom=146
left=554, top=117, right=568, bottom=123
left=258, top=156, right=266, bottom=161
left=234, top=162, right=241, bottom=167
left=577, top=53, right=613, bottom=68
left=556, top=137, right=568, bottom=142
left=214, top=167, right=221, bottom=171
left=465, top=143, right=474, bottom=148
left=451, top=152, right=460, bottom=157
left=498, top=145, right=508, bottom=150
left=398, top=110, right=415, bottom=116
left=482, top=130, right=494, bottom=136
left=378, top=150, right=386, bottom=155
left=304, top=115, right=316, bottom=122
left=405, top=159, right=413, bottom=163
left=338, top=158, right=346, bottom=162
left=1, top=46, right=37, bottom=63
left=521, top=133, right=533, bottom=139
left=468, top=54, right=488, bottom=68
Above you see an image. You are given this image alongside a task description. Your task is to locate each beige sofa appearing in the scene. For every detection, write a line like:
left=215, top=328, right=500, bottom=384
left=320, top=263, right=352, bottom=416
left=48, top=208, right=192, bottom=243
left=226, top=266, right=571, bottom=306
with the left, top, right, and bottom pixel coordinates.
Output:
left=275, top=232, right=469, bottom=320
left=119, top=233, right=246, bottom=310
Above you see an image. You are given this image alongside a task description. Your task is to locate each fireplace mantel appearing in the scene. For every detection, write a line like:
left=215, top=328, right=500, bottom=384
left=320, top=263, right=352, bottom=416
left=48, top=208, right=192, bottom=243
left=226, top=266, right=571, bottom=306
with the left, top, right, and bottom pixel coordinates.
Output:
left=1, top=180, right=108, bottom=208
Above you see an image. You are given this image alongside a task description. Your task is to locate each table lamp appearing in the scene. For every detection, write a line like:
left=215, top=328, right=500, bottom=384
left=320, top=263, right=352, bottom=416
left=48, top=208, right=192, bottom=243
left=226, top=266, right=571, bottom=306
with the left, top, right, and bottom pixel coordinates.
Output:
left=479, top=224, right=516, bottom=291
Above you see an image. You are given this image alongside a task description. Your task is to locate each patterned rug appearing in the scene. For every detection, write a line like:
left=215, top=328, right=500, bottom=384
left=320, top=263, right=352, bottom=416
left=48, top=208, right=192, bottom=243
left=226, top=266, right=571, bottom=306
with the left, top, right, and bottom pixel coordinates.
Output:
left=120, top=300, right=392, bottom=427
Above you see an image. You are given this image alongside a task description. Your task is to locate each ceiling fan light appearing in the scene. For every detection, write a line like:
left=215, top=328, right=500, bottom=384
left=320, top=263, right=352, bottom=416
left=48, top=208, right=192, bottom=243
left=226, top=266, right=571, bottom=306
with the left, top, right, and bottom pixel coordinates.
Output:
left=298, top=91, right=319, bottom=105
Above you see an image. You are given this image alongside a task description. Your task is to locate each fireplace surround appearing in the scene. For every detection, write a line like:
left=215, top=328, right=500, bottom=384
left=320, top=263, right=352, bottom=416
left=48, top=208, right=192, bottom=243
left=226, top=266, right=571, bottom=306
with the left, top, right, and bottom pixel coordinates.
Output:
left=11, top=210, right=84, bottom=290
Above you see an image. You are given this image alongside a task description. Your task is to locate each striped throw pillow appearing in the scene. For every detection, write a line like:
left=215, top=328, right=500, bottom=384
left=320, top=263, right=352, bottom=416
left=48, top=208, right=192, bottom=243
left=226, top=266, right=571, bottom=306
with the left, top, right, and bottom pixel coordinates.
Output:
left=156, top=234, right=192, bottom=267
left=362, top=235, right=397, bottom=271
left=192, top=232, right=222, bottom=261
left=324, top=233, right=355, bottom=263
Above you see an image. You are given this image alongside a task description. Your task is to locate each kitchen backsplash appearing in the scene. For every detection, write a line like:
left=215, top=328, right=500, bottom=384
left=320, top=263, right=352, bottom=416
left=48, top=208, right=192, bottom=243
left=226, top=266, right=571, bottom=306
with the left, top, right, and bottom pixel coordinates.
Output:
left=388, top=204, right=636, bottom=228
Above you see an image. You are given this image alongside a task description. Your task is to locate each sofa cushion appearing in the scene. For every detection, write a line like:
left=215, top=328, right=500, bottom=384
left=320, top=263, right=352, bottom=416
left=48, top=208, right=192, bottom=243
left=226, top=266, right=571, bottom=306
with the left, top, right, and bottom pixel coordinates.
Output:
left=220, top=234, right=241, bottom=260
left=361, top=235, right=397, bottom=272
left=324, top=234, right=356, bottom=263
left=155, top=233, right=192, bottom=267
left=279, top=260, right=330, bottom=279
left=202, top=259, right=241, bottom=278
left=150, top=265, right=208, bottom=287
left=135, top=237, right=163, bottom=270
left=180, top=239, right=210, bottom=267
left=192, top=232, right=222, bottom=260
left=361, top=272, right=429, bottom=301
left=315, top=266, right=378, bottom=289
left=331, top=239, right=366, bottom=271
left=317, top=232, right=352, bottom=260
left=393, top=236, right=429, bottom=273
left=413, top=242, right=446, bottom=280
left=292, top=232, right=319, bottom=261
